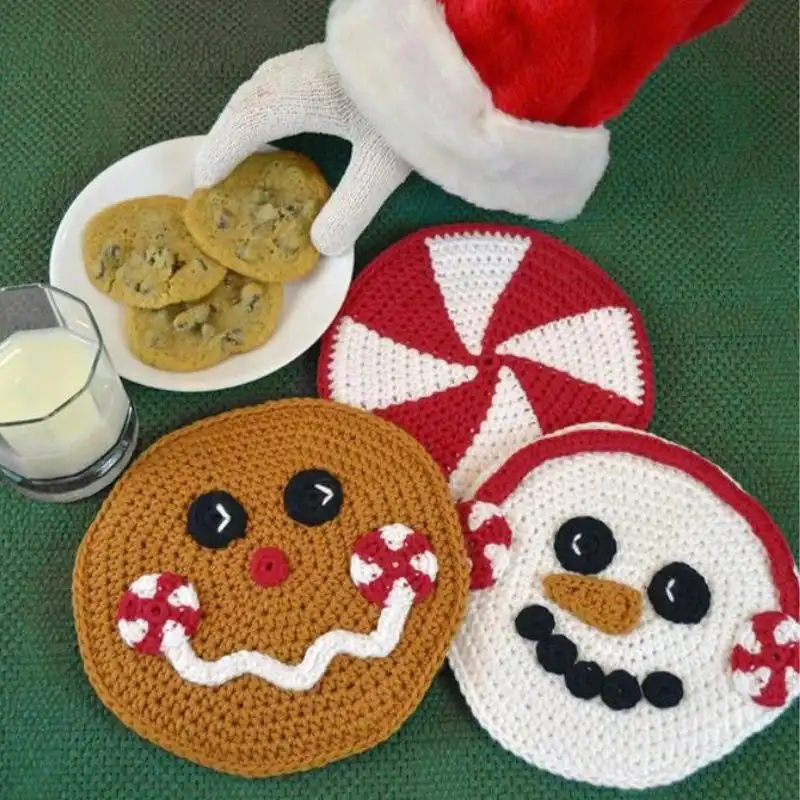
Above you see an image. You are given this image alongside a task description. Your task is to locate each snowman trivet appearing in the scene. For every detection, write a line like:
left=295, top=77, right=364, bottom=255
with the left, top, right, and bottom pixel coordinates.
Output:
left=448, top=424, right=799, bottom=790
left=318, top=224, right=654, bottom=515
left=73, top=399, right=469, bottom=777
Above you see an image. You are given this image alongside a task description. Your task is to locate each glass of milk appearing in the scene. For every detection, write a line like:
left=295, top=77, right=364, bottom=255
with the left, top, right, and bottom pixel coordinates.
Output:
left=0, top=284, right=138, bottom=502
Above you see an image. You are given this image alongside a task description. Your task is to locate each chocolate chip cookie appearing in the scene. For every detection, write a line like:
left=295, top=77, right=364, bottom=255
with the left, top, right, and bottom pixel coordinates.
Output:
left=125, top=272, right=282, bottom=371
left=83, top=196, right=227, bottom=309
left=184, top=151, right=330, bottom=283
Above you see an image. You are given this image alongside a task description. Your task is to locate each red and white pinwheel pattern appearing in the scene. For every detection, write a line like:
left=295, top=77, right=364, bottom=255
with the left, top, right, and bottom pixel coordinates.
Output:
left=731, top=611, right=800, bottom=708
left=319, top=225, right=654, bottom=501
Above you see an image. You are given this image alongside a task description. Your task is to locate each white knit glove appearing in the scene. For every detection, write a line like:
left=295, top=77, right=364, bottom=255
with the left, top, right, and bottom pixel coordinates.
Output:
left=195, top=44, right=411, bottom=257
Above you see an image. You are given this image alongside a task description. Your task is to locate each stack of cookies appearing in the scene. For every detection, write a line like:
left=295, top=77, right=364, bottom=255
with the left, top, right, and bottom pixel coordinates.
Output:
left=82, top=151, right=331, bottom=372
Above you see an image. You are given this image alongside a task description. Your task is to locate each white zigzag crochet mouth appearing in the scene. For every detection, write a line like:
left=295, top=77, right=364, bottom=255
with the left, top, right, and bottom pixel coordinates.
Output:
left=119, top=579, right=417, bottom=691
left=115, top=523, right=442, bottom=692
left=514, top=603, right=684, bottom=711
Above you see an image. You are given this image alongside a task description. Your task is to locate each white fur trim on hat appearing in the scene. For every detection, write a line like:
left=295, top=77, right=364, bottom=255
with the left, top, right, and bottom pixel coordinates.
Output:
left=327, top=0, right=610, bottom=222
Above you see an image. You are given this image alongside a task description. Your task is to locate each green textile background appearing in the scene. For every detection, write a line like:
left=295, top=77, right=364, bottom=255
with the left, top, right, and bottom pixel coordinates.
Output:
left=0, top=1, right=797, bottom=798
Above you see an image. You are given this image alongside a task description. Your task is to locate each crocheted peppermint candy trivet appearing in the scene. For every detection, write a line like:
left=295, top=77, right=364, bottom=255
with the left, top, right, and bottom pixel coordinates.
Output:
left=318, top=225, right=654, bottom=540
left=448, top=424, right=799, bottom=789
left=74, top=399, right=469, bottom=777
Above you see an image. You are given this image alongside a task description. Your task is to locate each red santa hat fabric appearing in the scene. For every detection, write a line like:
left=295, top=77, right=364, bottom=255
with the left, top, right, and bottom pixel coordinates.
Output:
left=440, top=0, right=750, bottom=127
left=326, top=0, right=750, bottom=221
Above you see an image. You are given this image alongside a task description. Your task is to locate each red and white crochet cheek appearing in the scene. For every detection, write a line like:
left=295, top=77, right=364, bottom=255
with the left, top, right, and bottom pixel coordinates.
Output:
left=349, top=524, right=438, bottom=606
left=114, top=526, right=438, bottom=691
left=731, top=611, right=800, bottom=708
left=116, top=572, right=201, bottom=655
left=457, top=499, right=512, bottom=590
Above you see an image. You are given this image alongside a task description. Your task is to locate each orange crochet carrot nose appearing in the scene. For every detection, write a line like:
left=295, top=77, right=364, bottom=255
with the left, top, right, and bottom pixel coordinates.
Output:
left=543, top=573, right=642, bottom=635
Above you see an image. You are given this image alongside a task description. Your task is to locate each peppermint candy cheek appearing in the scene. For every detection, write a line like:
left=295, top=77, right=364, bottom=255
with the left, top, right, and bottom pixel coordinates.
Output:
left=349, top=524, right=439, bottom=606
left=116, top=572, right=202, bottom=656
left=457, top=499, right=512, bottom=590
left=731, top=611, right=800, bottom=708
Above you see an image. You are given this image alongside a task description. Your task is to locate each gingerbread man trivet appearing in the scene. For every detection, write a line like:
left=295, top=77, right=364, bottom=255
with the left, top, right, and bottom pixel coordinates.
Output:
left=73, top=399, right=469, bottom=777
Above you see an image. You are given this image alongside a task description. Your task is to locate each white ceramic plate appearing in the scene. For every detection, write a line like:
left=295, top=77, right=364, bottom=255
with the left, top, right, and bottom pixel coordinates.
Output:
left=49, top=136, right=353, bottom=392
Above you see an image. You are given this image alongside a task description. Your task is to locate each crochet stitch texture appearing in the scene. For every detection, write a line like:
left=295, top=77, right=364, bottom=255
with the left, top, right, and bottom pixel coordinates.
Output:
left=448, top=424, right=799, bottom=789
left=73, top=399, right=469, bottom=777
left=319, top=224, right=654, bottom=586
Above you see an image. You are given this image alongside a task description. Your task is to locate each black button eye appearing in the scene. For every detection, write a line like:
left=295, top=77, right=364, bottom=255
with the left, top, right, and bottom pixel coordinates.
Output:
left=187, top=490, right=248, bottom=549
left=554, top=516, right=616, bottom=574
left=647, top=561, right=710, bottom=624
left=284, top=469, right=343, bottom=526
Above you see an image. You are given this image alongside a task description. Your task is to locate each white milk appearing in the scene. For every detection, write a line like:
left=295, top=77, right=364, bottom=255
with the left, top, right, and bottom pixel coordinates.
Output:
left=0, top=328, right=130, bottom=479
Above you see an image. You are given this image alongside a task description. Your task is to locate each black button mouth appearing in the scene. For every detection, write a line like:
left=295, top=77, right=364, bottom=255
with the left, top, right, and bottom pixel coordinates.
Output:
left=514, top=603, right=683, bottom=711
left=565, top=660, right=604, bottom=700
left=642, top=671, right=684, bottom=708
left=515, top=604, right=555, bottom=641
left=601, top=669, right=642, bottom=710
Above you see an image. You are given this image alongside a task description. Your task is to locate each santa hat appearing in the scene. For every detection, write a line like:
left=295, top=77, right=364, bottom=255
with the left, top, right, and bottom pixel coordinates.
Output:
left=326, top=0, right=749, bottom=222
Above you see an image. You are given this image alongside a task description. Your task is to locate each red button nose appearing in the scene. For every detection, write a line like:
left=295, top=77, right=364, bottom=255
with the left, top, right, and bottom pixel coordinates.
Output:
left=249, top=547, right=290, bottom=588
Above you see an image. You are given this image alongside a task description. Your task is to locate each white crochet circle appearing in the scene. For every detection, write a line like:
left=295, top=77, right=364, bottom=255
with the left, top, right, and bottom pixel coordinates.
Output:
left=449, top=441, right=787, bottom=789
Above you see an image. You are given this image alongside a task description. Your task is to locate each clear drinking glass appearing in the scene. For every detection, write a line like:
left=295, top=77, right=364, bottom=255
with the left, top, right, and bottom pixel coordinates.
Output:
left=0, top=284, right=138, bottom=502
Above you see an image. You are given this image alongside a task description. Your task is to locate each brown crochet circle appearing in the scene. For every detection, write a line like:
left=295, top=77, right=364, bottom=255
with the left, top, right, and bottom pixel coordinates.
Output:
left=73, top=399, right=469, bottom=777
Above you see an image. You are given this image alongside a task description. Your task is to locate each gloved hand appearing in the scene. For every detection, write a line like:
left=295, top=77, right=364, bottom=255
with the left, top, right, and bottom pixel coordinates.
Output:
left=197, top=0, right=751, bottom=257
left=196, top=44, right=410, bottom=257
